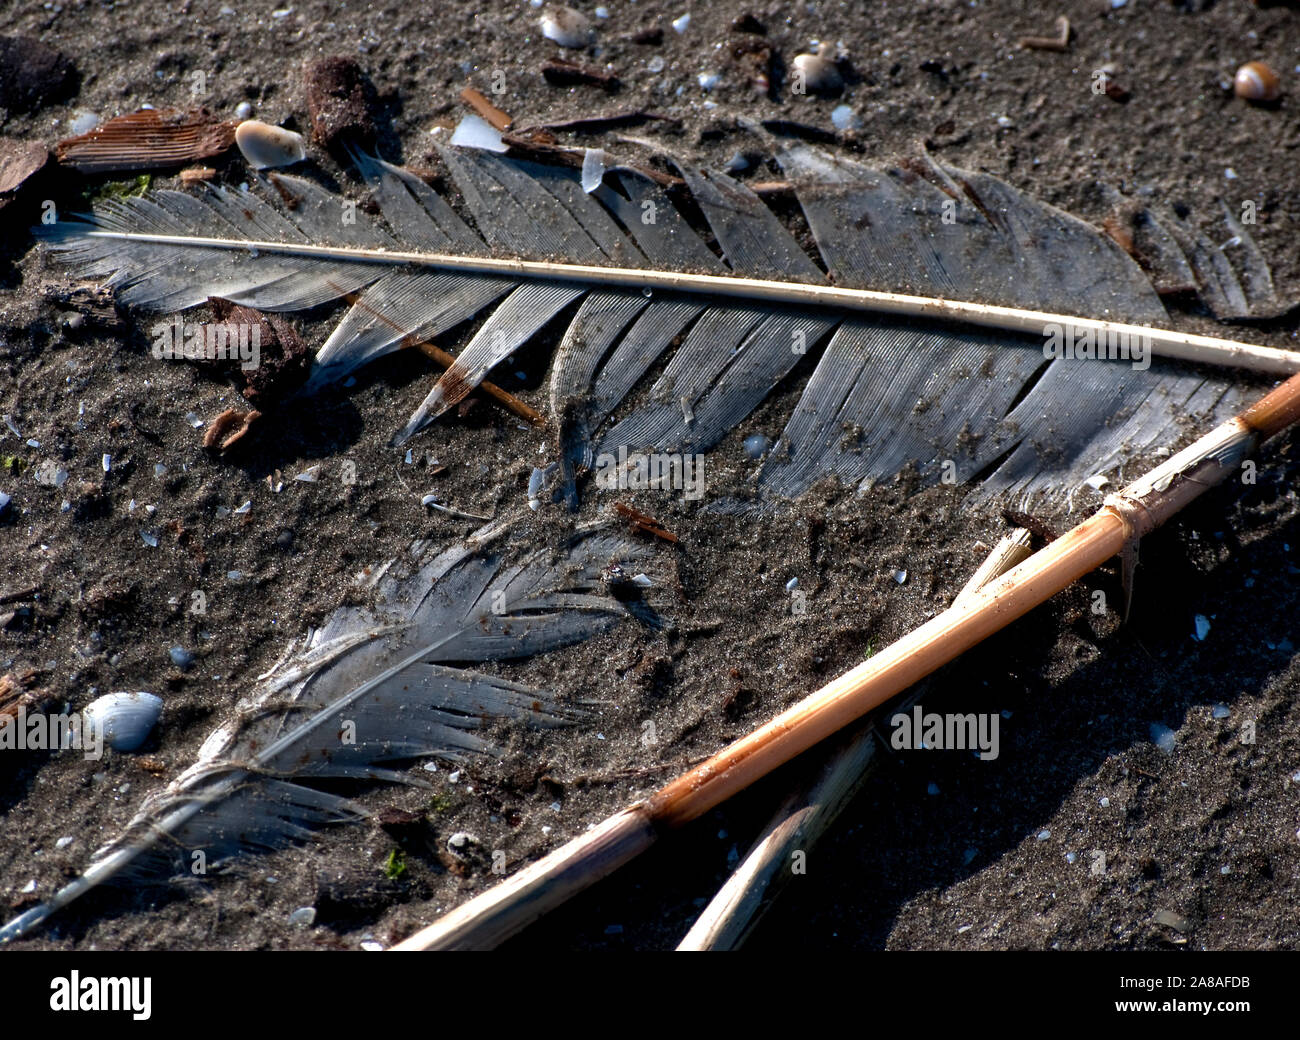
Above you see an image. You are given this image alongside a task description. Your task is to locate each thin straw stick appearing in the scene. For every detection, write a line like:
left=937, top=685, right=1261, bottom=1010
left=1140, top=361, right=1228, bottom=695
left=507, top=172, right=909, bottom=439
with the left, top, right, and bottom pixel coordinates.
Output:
left=954, top=529, right=1035, bottom=607
left=676, top=529, right=1033, bottom=951
left=330, top=283, right=544, bottom=426
left=674, top=721, right=881, bottom=951
left=393, top=370, right=1300, bottom=950
left=80, top=230, right=1300, bottom=375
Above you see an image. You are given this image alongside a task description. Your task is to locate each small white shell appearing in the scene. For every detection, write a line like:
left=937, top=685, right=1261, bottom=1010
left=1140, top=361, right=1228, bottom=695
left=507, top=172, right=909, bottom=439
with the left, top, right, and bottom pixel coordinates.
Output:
left=792, top=52, right=843, bottom=94
left=83, top=691, right=163, bottom=752
left=69, top=110, right=99, bottom=135
left=540, top=6, right=592, bottom=48
left=234, top=119, right=307, bottom=170
left=830, top=104, right=860, bottom=131
left=288, top=906, right=317, bottom=927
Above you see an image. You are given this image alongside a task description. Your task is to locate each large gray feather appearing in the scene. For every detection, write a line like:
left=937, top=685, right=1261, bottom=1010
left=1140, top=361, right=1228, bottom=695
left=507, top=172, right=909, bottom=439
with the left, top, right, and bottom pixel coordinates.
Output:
left=0, top=519, right=650, bottom=942
left=37, top=137, right=1277, bottom=512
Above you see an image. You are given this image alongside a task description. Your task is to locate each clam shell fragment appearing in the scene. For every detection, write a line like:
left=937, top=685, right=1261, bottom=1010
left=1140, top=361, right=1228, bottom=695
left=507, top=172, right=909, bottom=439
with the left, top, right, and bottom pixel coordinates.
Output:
left=234, top=119, right=307, bottom=170
left=541, top=7, right=593, bottom=48
left=82, top=691, right=163, bottom=752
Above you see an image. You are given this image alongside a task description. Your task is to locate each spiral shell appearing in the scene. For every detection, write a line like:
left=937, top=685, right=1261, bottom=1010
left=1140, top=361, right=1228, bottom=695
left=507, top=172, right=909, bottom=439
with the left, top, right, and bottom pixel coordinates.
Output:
left=1234, top=61, right=1280, bottom=103
left=83, top=691, right=163, bottom=752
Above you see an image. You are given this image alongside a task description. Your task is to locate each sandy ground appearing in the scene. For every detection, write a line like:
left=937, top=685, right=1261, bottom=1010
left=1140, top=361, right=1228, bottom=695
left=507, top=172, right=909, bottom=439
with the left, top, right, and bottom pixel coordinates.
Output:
left=0, top=0, right=1298, bottom=951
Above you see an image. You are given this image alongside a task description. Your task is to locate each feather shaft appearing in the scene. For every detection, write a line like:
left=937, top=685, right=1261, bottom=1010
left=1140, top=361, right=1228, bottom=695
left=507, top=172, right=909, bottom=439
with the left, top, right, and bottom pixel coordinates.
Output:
left=79, top=229, right=1300, bottom=374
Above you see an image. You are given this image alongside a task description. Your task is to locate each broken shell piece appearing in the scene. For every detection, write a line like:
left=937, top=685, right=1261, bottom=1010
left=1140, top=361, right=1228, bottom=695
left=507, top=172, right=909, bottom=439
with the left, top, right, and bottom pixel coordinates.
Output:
left=792, top=51, right=843, bottom=95
left=68, top=111, right=99, bottom=136
left=1234, top=61, right=1280, bottom=103
left=1193, top=614, right=1211, bottom=642
left=527, top=465, right=547, bottom=510
left=234, top=119, right=306, bottom=170
left=830, top=104, right=861, bottom=132
left=288, top=906, right=316, bottom=927
left=449, top=113, right=508, bottom=154
left=421, top=494, right=490, bottom=522
left=580, top=148, right=608, bottom=193
left=1153, top=909, right=1193, bottom=934
left=1150, top=722, right=1177, bottom=753
left=541, top=7, right=593, bottom=48
left=82, top=691, right=163, bottom=752
left=34, top=462, right=69, bottom=487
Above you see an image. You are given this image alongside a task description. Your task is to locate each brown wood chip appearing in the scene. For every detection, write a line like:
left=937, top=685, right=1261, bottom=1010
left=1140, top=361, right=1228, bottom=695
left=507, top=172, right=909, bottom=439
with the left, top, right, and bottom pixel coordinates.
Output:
left=202, top=407, right=261, bottom=454
left=0, top=138, right=49, bottom=194
left=541, top=58, right=620, bottom=90
left=613, top=502, right=679, bottom=543
left=1018, top=16, right=1070, bottom=52
left=459, top=87, right=513, bottom=131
